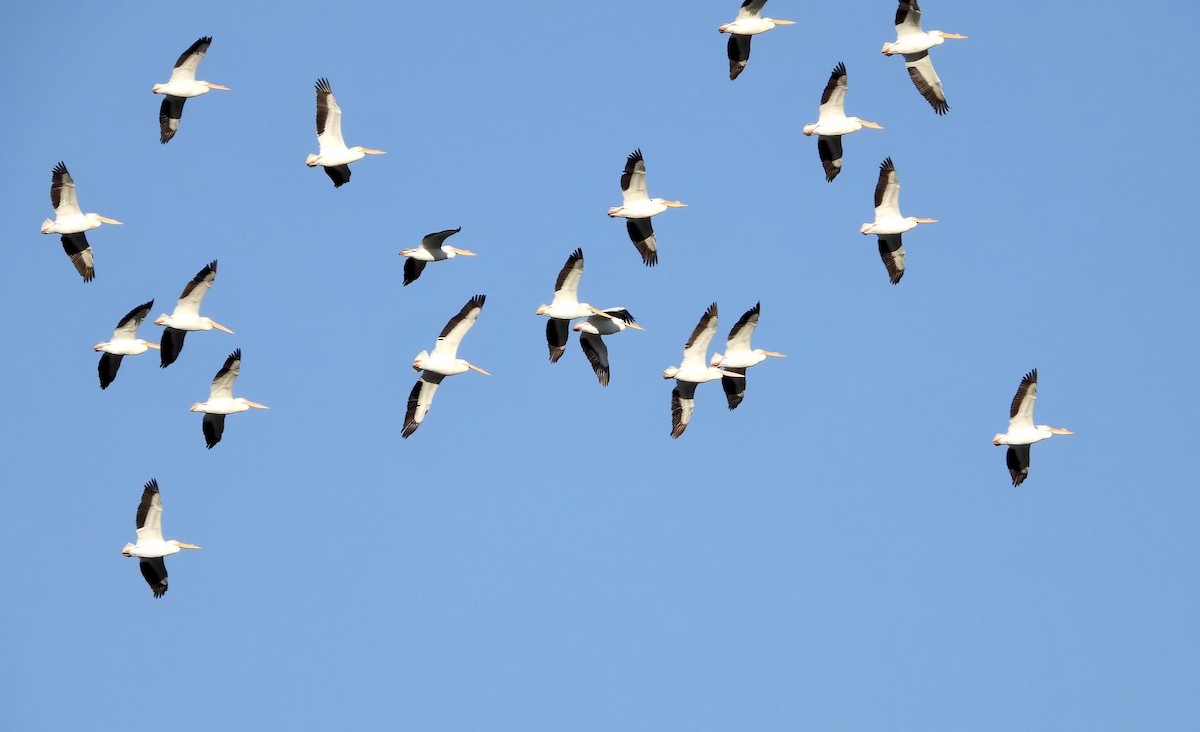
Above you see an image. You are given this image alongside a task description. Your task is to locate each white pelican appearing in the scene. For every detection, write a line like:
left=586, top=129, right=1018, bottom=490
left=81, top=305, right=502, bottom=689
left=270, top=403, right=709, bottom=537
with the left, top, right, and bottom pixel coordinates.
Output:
left=802, top=63, right=883, bottom=182
left=710, top=302, right=784, bottom=410
left=306, top=78, right=385, bottom=188
left=155, top=260, right=233, bottom=367
left=153, top=36, right=229, bottom=144
left=882, top=1, right=966, bottom=115
left=607, top=149, right=686, bottom=267
left=40, top=162, right=122, bottom=282
left=663, top=303, right=744, bottom=438
left=860, top=158, right=937, bottom=285
left=535, top=249, right=615, bottom=362
left=190, top=349, right=269, bottom=449
left=122, top=479, right=200, bottom=598
left=719, top=0, right=795, bottom=80
left=573, top=308, right=645, bottom=387
left=404, top=295, right=489, bottom=438
left=993, top=369, right=1073, bottom=486
left=95, top=300, right=159, bottom=390
left=399, top=227, right=476, bottom=286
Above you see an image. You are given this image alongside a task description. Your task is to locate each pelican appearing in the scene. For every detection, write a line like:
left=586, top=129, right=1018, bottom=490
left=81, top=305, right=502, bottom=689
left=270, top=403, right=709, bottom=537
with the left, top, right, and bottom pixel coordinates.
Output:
left=40, top=162, right=122, bottom=282
left=607, top=149, right=686, bottom=267
left=155, top=260, right=233, bottom=367
left=573, top=308, right=645, bottom=387
left=709, top=302, right=784, bottom=410
left=404, top=295, right=489, bottom=438
left=153, top=36, right=229, bottom=143
left=122, top=479, right=200, bottom=598
left=802, top=63, right=883, bottom=182
left=535, top=249, right=614, bottom=362
left=860, top=158, right=937, bottom=285
left=993, top=369, right=1073, bottom=487
left=663, top=303, right=744, bottom=438
left=719, top=0, right=795, bottom=80
left=306, top=78, right=385, bottom=187
left=190, top=349, right=269, bottom=449
left=882, top=1, right=966, bottom=115
left=399, top=227, right=476, bottom=286
left=95, top=300, right=159, bottom=390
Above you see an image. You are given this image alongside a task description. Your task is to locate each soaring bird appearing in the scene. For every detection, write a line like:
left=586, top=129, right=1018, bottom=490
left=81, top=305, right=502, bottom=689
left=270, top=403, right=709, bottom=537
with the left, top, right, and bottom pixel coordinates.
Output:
left=993, top=369, right=1073, bottom=486
left=719, top=0, right=795, bottom=80
left=121, top=479, right=200, bottom=598
left=860, top=158, right=937, bottom=285
left=190, top=349, right=269, bottom=449
left=95, top=300, right=159, bottom=389
left=153, top=36, right=229, bottom=143
left=399, top=227, right=476, bottom=286
left=40, top=162, right=122, bottom=282
left=663, top=303, right=744, bottom=438
left=802, top=63, right=883, bottom=182
left=404, top=295, right=489, bottom=438
left=607, top=149, right=686, bottom=267
left=306, top=78, right=385, bottom=187
left=155, top=260, right=233, bottom=367
left=882, top=1, right=966, bottom=115
left=709, top=302, right=784, bottom=410
left=535, top=249, right=614, bottom=362
left=573, top=308, right=644, bottom=387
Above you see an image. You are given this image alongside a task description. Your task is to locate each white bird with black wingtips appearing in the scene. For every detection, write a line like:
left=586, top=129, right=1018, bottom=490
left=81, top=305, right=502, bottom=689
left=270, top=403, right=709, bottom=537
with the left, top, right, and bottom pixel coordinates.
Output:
left=404, top=295, right=490, bottom=438
left=155, top=260, right=233, bottom=367
left=882, top=1, right=966, bottom=115
left=40, top=162, right=122, bottom=282
left=122, top=479, right=201, bottom=598
left=663, top=303, right=744, bottom=438
left=860, top=158, right=937, bottom=285
left=95, top=300, right=159, bottom=389
left=719, top=0, right=795, bottom=80
left=153, top=36, right=229, bottom=143
left=573, top=308, right=644, bottom=387
left=399, top=227, right=476, bottom=286
left=190, top=349, right=269, bottom=449
left=802, top=63, right=883, bottom=182
left=993, top=369, right=1073, bottom=486
left=710, top=302, right=784, bottom=410
left=306, top=78, right=385, bottom=187
left=607, top=150, right=686, bottom=267
left=535, top=249, right=617, bottom=363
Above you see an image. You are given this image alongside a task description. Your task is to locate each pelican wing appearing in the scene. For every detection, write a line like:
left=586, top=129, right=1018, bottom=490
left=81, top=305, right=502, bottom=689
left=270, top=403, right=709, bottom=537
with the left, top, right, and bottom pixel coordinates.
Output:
left=402, top=258, right=426, bottom=286
left=432, top=294, right=485, bottom=359
left=113, top=300, right=154, bottom=340
left=681, top=303, right=719, bottom=369
left=202, top=413, right=226, bottom=449
left=60, top=233, right=94, bottom=282
left=1006, top=445, right=1031, bottom=487
left=904, top=51, right=949, bottom=115
left=727, top=34, right=752, bottom=80
left=135, top=479, right=164, bottom=543
left=49, top=162, right=80, bottom=217
left=209, top=349, right=241, bottom=400
left=159, top=96, right=186, bottom=144
left=550, top=248, right=584, bottom=307
left=173, top=260, right=218, bottom=317
left=736, top=0, right=768, bottom=21
left=721, top=367, right=748, bottom=410
left=602, top=308, right=637, bottom=325
left=620, top=149, right=649, bottom=204
left=1008, top=369, right=1038, bottom=431
left=168, top=36, right=211, bottom=84
left=421, top=227, right=461, bottom=252
left=315, top=78, right=346, bottom=150
left=402, top=372, right=445, bottom=438
left=579, top=332, right=611, bottom=387
left=98, top=353, right=123, bottom=390
left=874, top=157, right=901, bottom=217
left=626, top=219, right=657, bottom=267
left=877, top=234, right=906, bottom=285
left=140, top=558, right=169, bottom=598
left=817, top=62, right=848, bottom=120
left=323, top=164, right=351, bottom=188
left=671, top=382, right=698, bottom=438
left=895, top=0, right=924, bottom=37
left=546, top=319, right=569, bottom=363
left=726, top=302, right=761, bottom=353
left=159, top=328, right=186, bottom=368
left=817, top=135, right=843, bottom=182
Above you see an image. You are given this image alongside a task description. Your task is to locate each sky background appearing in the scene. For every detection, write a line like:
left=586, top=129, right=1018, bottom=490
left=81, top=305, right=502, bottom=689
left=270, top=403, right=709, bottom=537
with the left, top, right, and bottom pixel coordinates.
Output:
left=2, top=1, right=1198, bottom=729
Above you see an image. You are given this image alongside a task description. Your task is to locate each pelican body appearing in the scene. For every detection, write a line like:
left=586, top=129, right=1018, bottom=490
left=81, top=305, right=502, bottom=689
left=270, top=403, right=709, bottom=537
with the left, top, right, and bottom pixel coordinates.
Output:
left=709, top=302, right=784, bottom=410
left=190, top=349, right=269, bottom=449
left=607, top=149, right=686, bottom=267
left=663, top=303, right=745, bottom=438
left=719, top=0, right=796, bottom=80
left=573, top=308, right=644, bottom=387
left=122, top=479, right=201, bottom=598
left=306, top=78, right=385, bottom=187
left=155, top=260, right=233, bottom=367
left=95, top=300, right=159, bottom=389
left=400, top=227, right=476, bottom=285
left=536, top=248, right=614, bottom=362
left=993, top=369, right=1073, bottom=486
left=882, top=1, right=966, bottom=115
left=153, top=36, right=229, bottom=143
left=802, top=63, right=883, bottom=182
left=405, top=295, right=489, bottom=438
left=41, top=162, right=122, bottom=282
left=860, top=158, right=937, bottom=284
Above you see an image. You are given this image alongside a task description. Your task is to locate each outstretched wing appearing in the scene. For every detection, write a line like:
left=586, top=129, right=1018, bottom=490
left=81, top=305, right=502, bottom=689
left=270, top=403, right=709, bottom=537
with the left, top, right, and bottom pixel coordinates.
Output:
left=60, top=232, right=94, bottom=282
left=546, top=319, right=569, bottom=363
left=671, top=382, right=698, bottom=438
left=721, top=367, right=748, bottom=410
left=1006, top=445, right=1031, bottom=487
left=579, top=332, right=610, bottom=387
left=727, top=34, right=752, bottom=80
left=402, top=372, right=446, bottom=438
left=877, top=234, right=905, bottom=285
left=139, top=558, right=169, bottom=598
left=202, top=413, right=226, bottom=449
left=903, top=51, right=949, bottom=115
left=626, top=218, right=657, bottom=267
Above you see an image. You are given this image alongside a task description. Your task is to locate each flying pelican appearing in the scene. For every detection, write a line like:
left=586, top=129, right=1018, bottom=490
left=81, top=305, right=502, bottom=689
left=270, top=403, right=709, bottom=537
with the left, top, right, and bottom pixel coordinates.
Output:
left=190, top=349, right=269, bottom=449
left=404, top=295, right=489, bottom=438
left=860, top=158, right=937, bottom=285
left=306, top=78, right=385, bottom=187
left=802, top=63, right=883, bottom=182
left=535, top=249, right=615, bottom=362
left=399, top=227, right=476, bottom=286
left=719, top=0, right=795, bottom=80
left=573, top=308, right=645, bottom=387
left=882, top=1, right=966, bottom=115
left=710, top=302, right=785, bottom=410
left=155, top=260, right=233, bottom=367
left=993, top=369, right=1073, bottom=487
left=122, top=479, right=200, bottom=598
left=607, top=149, right=686, bottom=267
left=153, top=36, right=229, bottom=143
left=663, top=303, right=744, bottom=438
left=95, top=300, right=159, bottom=390
left=40, top=162, right=122, bottom=282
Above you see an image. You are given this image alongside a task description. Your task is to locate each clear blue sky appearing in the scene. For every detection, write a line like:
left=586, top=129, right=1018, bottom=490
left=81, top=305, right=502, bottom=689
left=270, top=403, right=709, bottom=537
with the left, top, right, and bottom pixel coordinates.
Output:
left=2, top=2, right=1198, bottom=729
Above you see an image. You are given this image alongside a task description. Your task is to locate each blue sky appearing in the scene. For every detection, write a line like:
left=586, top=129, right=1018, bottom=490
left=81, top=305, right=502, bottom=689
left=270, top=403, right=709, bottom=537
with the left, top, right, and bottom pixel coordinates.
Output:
left=2, top=1, right=1198, bottom=729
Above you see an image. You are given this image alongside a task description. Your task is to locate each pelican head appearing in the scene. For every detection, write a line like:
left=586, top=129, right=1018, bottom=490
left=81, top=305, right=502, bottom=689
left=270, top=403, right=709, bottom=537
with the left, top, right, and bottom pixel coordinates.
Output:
left=169, top=541, right=202, bottom=549
left=663, top=366, right=680, bottom=379
left=446, top=246, right=476, bottom=257
left=353, top=146, right=386, bottom=156
left=91, top=214, right=124, bottom=225
left=202, top=81, right=230, bottom=91
left=909, top=217, right=938, bottom=225
left=934, top=31, right=968, bottom=40
left=656, top=199, right=687, bottom=208
left=854, top=119, right=884, bottom=131
left=465, top=362, right=491, bottom=376
left=237, top=399, right=270, bottom=410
